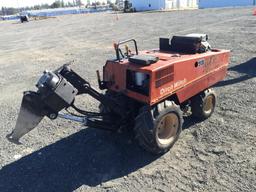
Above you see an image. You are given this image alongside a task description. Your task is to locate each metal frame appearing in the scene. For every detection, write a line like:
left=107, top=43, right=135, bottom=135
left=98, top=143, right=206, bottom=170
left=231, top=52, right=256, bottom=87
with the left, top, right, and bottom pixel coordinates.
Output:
left=115, top=39, right=138, bottom=61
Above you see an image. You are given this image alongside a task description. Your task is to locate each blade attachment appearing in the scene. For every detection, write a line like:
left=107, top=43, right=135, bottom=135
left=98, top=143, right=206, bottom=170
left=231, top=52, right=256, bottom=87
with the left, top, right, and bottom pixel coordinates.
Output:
left=7, top=91, right=45, bottom=144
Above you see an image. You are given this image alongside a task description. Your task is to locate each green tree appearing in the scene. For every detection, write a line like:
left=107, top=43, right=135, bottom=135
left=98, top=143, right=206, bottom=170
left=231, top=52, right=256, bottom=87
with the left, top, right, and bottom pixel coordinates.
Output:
left=50, top=1, right=62, bottom=8
left=61, top=0, right=65, bottom=7
left=76, top=0, right=82, bottom=6
left=1, top=7, right=5, bottom=15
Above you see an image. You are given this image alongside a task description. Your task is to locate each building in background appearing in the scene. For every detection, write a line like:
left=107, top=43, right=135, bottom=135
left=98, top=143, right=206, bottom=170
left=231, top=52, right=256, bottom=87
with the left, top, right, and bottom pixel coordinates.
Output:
left=166, top=0, right=198, bottom=9
left=198, top=0, right=256, bottom=9
left=128, top=0, right=198, bottom=11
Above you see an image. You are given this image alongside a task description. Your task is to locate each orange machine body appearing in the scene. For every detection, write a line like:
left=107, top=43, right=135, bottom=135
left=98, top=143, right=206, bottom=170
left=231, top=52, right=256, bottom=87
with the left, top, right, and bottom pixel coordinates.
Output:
left=103, top=49, right=230, bottom=106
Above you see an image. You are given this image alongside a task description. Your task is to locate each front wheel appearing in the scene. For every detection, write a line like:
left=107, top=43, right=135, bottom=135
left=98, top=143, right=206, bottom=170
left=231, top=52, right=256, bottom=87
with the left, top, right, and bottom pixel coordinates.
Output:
left=134, top=101, right=183, bottom=154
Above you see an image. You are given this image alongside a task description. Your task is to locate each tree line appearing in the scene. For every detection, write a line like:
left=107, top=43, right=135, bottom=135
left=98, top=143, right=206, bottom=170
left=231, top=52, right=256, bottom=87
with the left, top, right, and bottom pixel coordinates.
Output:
left=0, top=0, right=116, bottom=15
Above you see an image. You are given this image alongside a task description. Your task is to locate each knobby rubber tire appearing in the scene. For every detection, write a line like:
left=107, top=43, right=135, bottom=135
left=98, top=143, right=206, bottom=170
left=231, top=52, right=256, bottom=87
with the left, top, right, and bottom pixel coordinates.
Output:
left=134, top=101, right=183, bottom=155
left=191, top=88, right=217, bottom=120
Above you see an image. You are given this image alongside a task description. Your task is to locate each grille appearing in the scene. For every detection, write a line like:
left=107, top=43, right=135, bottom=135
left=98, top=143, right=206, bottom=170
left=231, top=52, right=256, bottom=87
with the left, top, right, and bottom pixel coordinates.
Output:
left=155, top=66, right=174, bottom=88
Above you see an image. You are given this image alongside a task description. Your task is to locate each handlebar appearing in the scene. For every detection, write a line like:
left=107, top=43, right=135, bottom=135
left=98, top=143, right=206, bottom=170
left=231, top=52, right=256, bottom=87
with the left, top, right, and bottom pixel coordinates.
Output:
left=115, top=39, right=138, bottom=61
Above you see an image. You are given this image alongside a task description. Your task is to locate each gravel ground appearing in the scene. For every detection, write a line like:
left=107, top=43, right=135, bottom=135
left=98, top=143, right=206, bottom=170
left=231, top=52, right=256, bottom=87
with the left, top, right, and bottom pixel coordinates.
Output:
left=0, top=7, right=255, bottom=192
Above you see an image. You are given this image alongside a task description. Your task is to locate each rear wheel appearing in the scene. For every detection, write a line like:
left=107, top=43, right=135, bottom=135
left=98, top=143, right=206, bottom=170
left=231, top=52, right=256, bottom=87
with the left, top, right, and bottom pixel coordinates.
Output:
left=134, top=101, right=183, bottom=154
left=191, top=88, right=216, bottom=120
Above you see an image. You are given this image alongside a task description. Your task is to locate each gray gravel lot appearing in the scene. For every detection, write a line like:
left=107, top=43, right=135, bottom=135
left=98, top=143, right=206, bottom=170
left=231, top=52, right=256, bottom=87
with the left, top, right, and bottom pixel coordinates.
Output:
left=0, top=7, right=256, bottom=192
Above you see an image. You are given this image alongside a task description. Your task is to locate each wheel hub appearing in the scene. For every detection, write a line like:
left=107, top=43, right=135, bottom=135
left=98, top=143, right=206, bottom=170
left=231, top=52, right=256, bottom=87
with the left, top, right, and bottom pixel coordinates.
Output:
left=157, top=113, right=179, bottom=145
left=203, top=94, right=214, bottom=114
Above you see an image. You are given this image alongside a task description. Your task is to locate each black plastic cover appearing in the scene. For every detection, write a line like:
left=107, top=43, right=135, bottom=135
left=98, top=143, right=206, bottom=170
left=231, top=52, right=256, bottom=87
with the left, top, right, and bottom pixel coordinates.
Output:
left=159, top=36, right=202, bottom=54
left=170, top=36, right=202, bottom=54
left=128, top=55, right=159, bottom=66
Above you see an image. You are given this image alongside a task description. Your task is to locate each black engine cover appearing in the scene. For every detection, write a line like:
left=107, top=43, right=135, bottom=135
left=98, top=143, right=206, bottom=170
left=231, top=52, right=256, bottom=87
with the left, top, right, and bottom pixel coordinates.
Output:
left=36, top=71, right=78, bottom=115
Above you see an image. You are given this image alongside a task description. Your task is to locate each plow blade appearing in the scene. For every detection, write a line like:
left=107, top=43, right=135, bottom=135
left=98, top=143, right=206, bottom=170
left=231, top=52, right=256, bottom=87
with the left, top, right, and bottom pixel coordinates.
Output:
left=7, top=91, right=45, bottom=144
